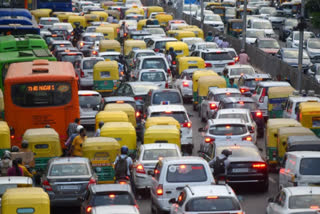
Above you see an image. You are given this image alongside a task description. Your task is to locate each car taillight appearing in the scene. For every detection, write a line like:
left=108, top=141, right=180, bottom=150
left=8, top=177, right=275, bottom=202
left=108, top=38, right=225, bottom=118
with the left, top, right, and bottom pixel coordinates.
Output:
left=205, top=137, right=214, bottom=143
left=167, top=68, right=171, bottom=74
left=209, top=103, right=217, bottom=110
left=248, top=126, right=254, bottom=133
left=92, top=50, right=97, bottom=55
left=156, top=184, right=163, bottom=196
left=86, top=206, right=92, bottom=214
left=42, top=180, right=53, bottom=191
left=136, top=164, right=146, bottom=174
left=172, top=61, right=176, bottom=65
left=240, top=87, right=249, bottom=94
left=165, top=82, right=169, bottom=88
left=87, top=178, right=96, bottom=189
left=134, top=204, right=139, bottom=210
left=205, top=62, right=212, bottom=68
left=182, top=122, right=191, bottom=128
left=80, top=69, right=85, bottom=78
left=154, top=48, right=159, bottom=52
left=124, top=33, right=127, bottom=37
left=80, top=42, right=84, bottom=47
left=39, top=24, right=43, bottom=28
left=182, top=81, right=189, bottom=87
left=10, top=127, right=15, bottom=140
left=136, top=111, right=141, bottom=118
left=228, top=61, right=235, bottom=65
left=259, top=89, right=266, bottom=103
left=252, top=163, right=266, bottom=168
left=235, top=56, right=239, bottom=62
left=242, top=136, right=252, bottom=141
left=134, top=96, right=143, bottom=101
left=256, top=111, right=262, bottom=118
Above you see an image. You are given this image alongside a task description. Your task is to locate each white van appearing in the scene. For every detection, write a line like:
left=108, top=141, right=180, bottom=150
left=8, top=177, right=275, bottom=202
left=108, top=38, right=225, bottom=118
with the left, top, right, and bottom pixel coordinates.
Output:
left=279, top=151, right=320, bottom=189
left=283, top=96, right=320, bottom=119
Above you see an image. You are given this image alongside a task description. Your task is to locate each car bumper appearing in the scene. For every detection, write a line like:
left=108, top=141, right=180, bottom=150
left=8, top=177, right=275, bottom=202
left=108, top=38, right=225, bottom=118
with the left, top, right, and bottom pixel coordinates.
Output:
left=80, top=117, right=95, bottom=125
left=180, top=88, right=192, bottom=98
left=80, top=79, right=93, bottom=87
left=227, top=173, right=267, bottom=184
left=134, top=174, right=153, bottom=189
left=154, top=197, right=171, bottom=211
left=48, top=192, right=85, bottom=207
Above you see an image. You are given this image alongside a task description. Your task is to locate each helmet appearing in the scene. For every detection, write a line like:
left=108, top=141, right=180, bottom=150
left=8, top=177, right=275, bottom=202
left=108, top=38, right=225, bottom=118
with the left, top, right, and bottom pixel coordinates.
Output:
left=45, top=124, right=51, bottom=128
left=21, top=140, right=29, bottom=149
left=11, top=146, right=19, bottom=153
left=2, top=150, right=11, bottom=159
left=221, top=149, right=232, bottom=157
left=76, top=125, right=84, bottom=133
left=121, top=146, right=128, bottom=155
left=208, top=31, right=212, bottom=36
left=169, top=47, right=174, bottom=51
left=119, top=54, right=123, bottom=59
left=99, top=121, right=104, bottom=128
left=240, top=49, right=245, bottom=53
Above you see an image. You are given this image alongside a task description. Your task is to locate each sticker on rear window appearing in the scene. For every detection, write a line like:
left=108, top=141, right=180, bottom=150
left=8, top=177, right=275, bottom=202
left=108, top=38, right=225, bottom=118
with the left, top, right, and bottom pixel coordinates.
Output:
left=169, top=165, right=176, bottom=173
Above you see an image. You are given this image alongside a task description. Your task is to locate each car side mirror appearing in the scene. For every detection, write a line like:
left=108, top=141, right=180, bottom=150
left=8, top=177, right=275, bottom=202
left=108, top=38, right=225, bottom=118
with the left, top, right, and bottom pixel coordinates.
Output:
left=268, top=197, right=274, bottom=203
left=148, top=170, right=154, bottom=176
left=198, top=127, right=204, bottom=132
left=169, top=198, right=177, bottom=204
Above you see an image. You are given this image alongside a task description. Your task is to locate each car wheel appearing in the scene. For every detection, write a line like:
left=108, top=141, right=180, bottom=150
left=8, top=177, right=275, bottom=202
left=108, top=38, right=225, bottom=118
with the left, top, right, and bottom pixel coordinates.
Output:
left=155, top=207, right=163, bottom=214
left=258, top=180, right=269, bottom=192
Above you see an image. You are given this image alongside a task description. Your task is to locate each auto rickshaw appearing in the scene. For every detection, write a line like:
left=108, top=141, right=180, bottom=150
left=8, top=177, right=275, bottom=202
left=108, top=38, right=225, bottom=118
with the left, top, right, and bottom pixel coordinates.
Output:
left=222, top=1, right=235, bottom=7
left=84, top=14, right=101, bottom=26
left=58, top=12, right=78, bottom=23
left=22, top=128, right=62, bottom=175
left=227, top=19, right=243, bottom=38
left=205, top=2, right=222, bottom=10
left=266, top=119, right=301, bottom=167
left=147, top=6, right=164, bottom=17
left=123, top=40, right=146, bottom=56
left=105, top=10, right=121, bottom=20
left=298, top=102, right=320, bottom=137
left=0, top=90, right=4, bottom=120
left=167, top=30, right=196, bottom=41
left=100, top=122, right=137, bottom=157
left=95, top=111, right=129, bottom=130
left=197, top=75, right=227, bottom=107
left=91, top=11, right=109, bottom=22
left=212, top=6, right=226, bottom=21
left=165, top=41, right=189, bottom=58
left=268, top=86, right=295, bottom=119
left=192, top=70, right=217, bottom=110
left=236, top=8, right=252, bottom=19
left=93, top=61, right=120, bottom=95
left=99, top=40, right=121, bottom=52
left=277, top=126, right=315, bottom=162
left=177, top=26, right=204, bottom=39
left=82, top=137, right=120, bottom=183
left=177, top=57, right=205, bottom=75
left=137, top=19, right=159, bottom=30
left=144, top=125, right=181, bottom=148
left=96, top=26, right=115, bottom=40
left=145, top=117, right=180, bottom=130
left=125, top=7, right=145, bottom=16
left=155, top=14, right=173, bottom=27
left=0, top=121, right=10, bottom=157
left=68, top=15, right=86, bottom=28
left=2, top=188, right=50, bottom=214
left=100, top=23, right=120, bottom=39
left=287, top=135, right=320, bottom=152
left=101, top=1, right=117, bottom=10
left=104, top=103, right=136, bottom=127
left=30, top=9, right=52, bottom=23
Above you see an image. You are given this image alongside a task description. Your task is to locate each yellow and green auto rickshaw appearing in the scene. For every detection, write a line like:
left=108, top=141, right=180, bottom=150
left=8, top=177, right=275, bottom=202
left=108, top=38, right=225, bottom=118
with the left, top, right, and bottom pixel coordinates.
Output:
left=177, top=57, right=205, bottom=75
left=100, top=23, right=120, bottom=40
left=100, top=122, right=137, bottom=157
left=165, top=41, right=189, bottom=58
left=91, top=11, right=109, bottom=22
left=227, top=19, right=243, bottom=38
left=99, top=40, right=121, bottom=52
left=95, top=111, right=129, bottom=130
left=68, top=15, right=86, bottom=28
left=82, top=137, right=120, bottom=183
left=205, top=2, right=222, bottom=10
left=84, top=14, right=101, bottom=26
left=298, top=102, right=320, bottom=137
left=277, top=126, right=315, bottom=162
left=93, top=61, right=120, bottom=95
left=2, top=188, right=50, bottom=214
left=147, top=6, right=164, bottom=17
left=145, top=117, right=180, bottom=130
left=0, top=121, right=10, bottom=157
left=212, top=6, right=226, bottom=21
left=123, top=40, right=146, bottom=56
left=181, top=27, right=204, bottom=39
left=166, top=30, right=196, bottom=41
left=104, top=103, right=136, bottom=127
left=137, top=19, right=159, bottom=30
left=95, top=26, right=115, bottom=40
left=144, top=125, right=181, bottom=148
left=236, top=8, right=252, bottom=19
left=268, top=86, right=295, bottom=119
left=155, top=13, right=173, bottom=27
left=101, top=1, right=117, bottom=10
left=125, top=7, right=145, bottom=17
left=57, top=12, right=77, bottom=22
left=30, top=9, right=52, bottom=23
left=192, top=70, right=218, bottom=110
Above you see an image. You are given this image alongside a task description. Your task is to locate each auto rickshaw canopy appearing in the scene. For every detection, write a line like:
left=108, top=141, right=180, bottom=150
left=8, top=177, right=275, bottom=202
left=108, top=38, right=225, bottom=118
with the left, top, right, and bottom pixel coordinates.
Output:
left=104, top=103, right=136, bottom=127
left=95, top=111, right=129, bottom=130
left=145, top=117, right=180, bottom=130
left=198, top=75, right=227, bottom=97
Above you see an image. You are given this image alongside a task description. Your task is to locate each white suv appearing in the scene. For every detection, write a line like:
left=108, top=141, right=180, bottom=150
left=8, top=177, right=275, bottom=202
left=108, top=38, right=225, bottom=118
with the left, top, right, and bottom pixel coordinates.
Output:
left=150, top=157, right=215, bottom=213
left=169, top=185, right=243, bottom=214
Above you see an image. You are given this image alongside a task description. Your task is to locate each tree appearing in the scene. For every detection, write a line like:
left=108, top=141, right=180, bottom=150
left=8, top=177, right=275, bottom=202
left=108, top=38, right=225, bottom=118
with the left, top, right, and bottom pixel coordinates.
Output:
left=306, top=0, right=320, bottom=28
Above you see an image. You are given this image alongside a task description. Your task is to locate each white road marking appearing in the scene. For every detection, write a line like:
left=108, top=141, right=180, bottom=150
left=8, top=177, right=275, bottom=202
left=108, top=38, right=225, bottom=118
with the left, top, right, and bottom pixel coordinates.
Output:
left=269, top=177, right=276, bottom=184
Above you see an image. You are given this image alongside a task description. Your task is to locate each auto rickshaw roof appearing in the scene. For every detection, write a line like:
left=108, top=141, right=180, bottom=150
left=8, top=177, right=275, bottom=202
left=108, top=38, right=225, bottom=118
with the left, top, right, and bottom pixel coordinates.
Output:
left=145, top=125, right=180, bottom=134
left=278, top=126, right=315, bottom=136
left=198, top=75, right=227, bottom=96
left=178, top=56, right=205, bottom=63
left=99, top=39, right=120, bottom=46
left=299, top=102, right=320, bottom=114
left=0, top=121, right=9, bottom=133
left=268, top=86, right=295, bottom=99
left=83, top=137, right=120, bottom=149
left=23, top=128, right=59, bottom=142
left=102, top=122, right=135, bottom=130
left=267, top=118, right=301, bottom=127
left=104, top=103, right=135, bottom=112
left=145, top=117, right=180, bottom=129
left=2, top=187, right=49, bottom=205
left=287, top=135, right=320, bottom=146
left=96, top=111, right=129, bottom=122
left=94, top=60, right=118, bottom=69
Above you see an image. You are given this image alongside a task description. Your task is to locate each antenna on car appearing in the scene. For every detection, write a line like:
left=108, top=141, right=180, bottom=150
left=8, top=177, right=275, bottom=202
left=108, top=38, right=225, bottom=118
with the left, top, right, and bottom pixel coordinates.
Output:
left=186, top=185, right=194, bottom=195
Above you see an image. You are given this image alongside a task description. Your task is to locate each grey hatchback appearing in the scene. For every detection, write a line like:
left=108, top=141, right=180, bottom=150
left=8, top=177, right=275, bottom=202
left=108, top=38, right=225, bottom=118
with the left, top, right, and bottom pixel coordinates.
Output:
left=41, top=157, right=97, bottom=207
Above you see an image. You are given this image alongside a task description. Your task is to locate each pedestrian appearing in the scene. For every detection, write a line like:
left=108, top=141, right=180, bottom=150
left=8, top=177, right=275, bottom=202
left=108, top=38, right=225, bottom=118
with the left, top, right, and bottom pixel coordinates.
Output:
left=65, top=125, right=83, bottom=156
left=239, top=49, right=250, bottom=65
left=107, top=15, right=113, bottom=23
left=205, top=31, right=213, bottom=42
left=165, top=50, right=172, bottom=66
left=7, top=159, right=23, bottom=176
left=209, top=149, right=232, bottom=181
left=217, top=36, right=223, bottom=47
left=16, top=158, right=33, bottom=178
left=214, top=33, right=220, bottom=43
left=94, top=122, right=104, bottom=137
left=71, top=127, right=87, bottom=157
left=220, top=37, right=229, bottom=48
left=20, top=140, right=35, bottom=168
left=222, top=68, right=230, bottom=87
left=0, top=151, right=12, bottom=176
left=229, top=78, right=238, bottom=88
left=157, top=49, right=165, bottom=57
left=67, top=118, right=80, bottom=138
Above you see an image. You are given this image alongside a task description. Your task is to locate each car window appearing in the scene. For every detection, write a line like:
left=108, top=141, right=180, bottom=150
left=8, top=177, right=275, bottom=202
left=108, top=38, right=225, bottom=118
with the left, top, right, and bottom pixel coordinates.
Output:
left=150, top=111, right=188, bottom=123
left=82, top=59, right=103, bottom=70
left=152, top=92, right=182, bottom=104
left=203, top=52, right=233, bottom=61
left=216, top=146, right=261, bottom=158
left=92, top=192, right=135, bottom=206
left=214, top=93, right=241, bottom=101
left=141, top=72, right=166, bottom=82
left=142, top=58, right=167, bottom=70
left=166, top=164, right=207, bottom=183
left=218, top=113, right=249, bottom=123
left=289, top=195, right=320, bottom=209
left=185, top=197, right=241, bottom=212
left=224, top=102, right=257, bottom=111
left=49, top=163, right=89, bottom=176
left=209, top=124, right=247, bottom=135
left=143, top=149, right=179, bottom=160
left=300, top=158, right=320, bottom=175
left=79, top=94, right=101, bottom=108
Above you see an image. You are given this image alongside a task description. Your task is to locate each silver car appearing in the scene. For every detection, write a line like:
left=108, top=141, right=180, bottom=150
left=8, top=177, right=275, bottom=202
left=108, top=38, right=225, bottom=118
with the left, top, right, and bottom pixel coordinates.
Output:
left=79, top=90, right=103, bottom=126
left=79, top=57, right=104, bottom=89
left=42, top=157, right=97, bottom=207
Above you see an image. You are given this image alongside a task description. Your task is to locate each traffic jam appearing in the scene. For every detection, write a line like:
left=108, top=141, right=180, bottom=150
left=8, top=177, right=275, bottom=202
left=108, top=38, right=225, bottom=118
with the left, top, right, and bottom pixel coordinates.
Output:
left=0, top=0, right=320, bottom=213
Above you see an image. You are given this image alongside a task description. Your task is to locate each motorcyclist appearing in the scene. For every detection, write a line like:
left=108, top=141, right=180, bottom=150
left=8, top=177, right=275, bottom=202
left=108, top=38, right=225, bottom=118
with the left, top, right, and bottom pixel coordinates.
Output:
left=209, top=149, right=232, bottom=182
left=205, top=31, right=213, bottom=42
left=118, top=54, right=129, bottom=81
left=119, top=22, right=129, bottom=45
left=0, top=151, right=12, bottom=176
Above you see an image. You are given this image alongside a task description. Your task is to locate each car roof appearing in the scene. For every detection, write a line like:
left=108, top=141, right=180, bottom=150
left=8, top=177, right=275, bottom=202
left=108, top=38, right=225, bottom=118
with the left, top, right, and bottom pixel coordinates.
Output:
left=40, top=17, right=59, bottom=20
left=187, top=185, right=236, bottom=197
left=217, top=108, right=250, bottom=114
left=140, top=69, right=166, bottom=73
left=50, top=157, right=89, bottom=164
left=133, top=49, right=155, bottom=53
left=221, top=96, right=255, bottom=103
left=0, top=176, right=32, bottom=185
left=257, top=81, right=290, bottom=87
left=148, top=104, right=186, bottom=112
left=161, top=156, right=206, bottom=163
left=104, top=96, right=135, bottom=102
left=287, top=151, right=320, bottom=158
left=93, top=205, right=138, bottom=214
left=78, top=90, right=100, bottom=95
left=209, top=118, right=246, bottom=125
left=152, top=37, right=177, bottom=42
left=127, top=81, right=157, bottom=87
left=82, top=57, right=104, bottom=61
left=90, top=184, right=131, bottom=193
left=209, top=88, right=241, bottom=94
left=225, top=64, right=254, bottom=69
left=139, top=55, right=166, bottom=60
left=285, top=186, right=320, bottom=196
left=82, top=32, right=104, bottom=37
left=99, top=52, right=120, bottom=55
left=142, top=143, right=179, bottom=150
left=199, top=48, right=229, bottom=53
left=288, top=96, right=320, bottom=102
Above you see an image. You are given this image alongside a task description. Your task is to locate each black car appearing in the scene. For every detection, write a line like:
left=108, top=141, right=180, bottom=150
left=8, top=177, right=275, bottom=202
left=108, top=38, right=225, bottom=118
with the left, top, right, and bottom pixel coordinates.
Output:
left=278, top=18, right=298, bottom=42
left=238, top=74, right=272, bottom=95
left=217, top=97, right=264, bottom=137
left=53, top=46, right=79, bottom=58
left=57, top=51, right=83, bottom=64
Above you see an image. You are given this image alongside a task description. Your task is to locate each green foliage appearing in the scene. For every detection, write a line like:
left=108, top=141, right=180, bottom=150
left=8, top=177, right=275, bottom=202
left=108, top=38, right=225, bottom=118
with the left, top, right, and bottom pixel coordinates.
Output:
left=311, top=12, right=320, bottom=28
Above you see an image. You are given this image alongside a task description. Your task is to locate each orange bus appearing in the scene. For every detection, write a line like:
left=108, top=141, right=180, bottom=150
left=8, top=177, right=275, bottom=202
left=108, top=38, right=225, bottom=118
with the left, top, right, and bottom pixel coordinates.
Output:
left=4, top=60, right=80, bottom=147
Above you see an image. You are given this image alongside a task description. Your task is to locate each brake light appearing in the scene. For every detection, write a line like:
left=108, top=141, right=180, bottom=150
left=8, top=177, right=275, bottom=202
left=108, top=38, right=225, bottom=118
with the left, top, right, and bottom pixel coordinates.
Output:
left=209, top=103, right=217, bottom=110
left=256, top=111, right=262, bottom=118
left=156, top=184, right=163, bottom=196
left=136, top=111, right=141, bottom=118
left=134, top=204, right=139, bottom=210
left=87, top=178, right=96, bottom=189
left=117, top=28, right=120, bottom=33
left=207, top=196, right=218, bottom=199
left=136, top=164, right=146, bottom=174
left=235, top=56, right=239, bottom=62
left=167, top=68, right=171, bottom=74
left=182, top=81, right=189, bottom=87
left=310, top=205, right=319, bottom=209
left=154, top=169, right=160, bottom=174
left=252, top=163, right=266, bottom=168
left=109, top=194, right=116, bottom=198
left=165, top=82, right=169, bottom=88
left=228, top=61, right=235, bottom=65
left=154, top=48, right=159, bottom=52
left=134, top=96, right=143, bottom=100
left=39, top=24, right=43, bottom=28
left=172, top=61, right=176, bottom=65
left=80, top=42, right=84, bottom=47
left=80, top=69, right=85, bottom=78
left=259, top=89, right=266, bottom=103
left=10, top=127, right=15, bottom=140
left=92, top=50, right=97, bottom=55
left=182, top=122, right=192, bottom=128
left=86, top=206, right=92, bottom=214
left=240, top=87, right=249, bottom=94
left=239, top=101, right=244, bottom=105
left=42, top=180, right=53, bottom=191
left=242, top=136, right=252, bottom=141
left=205, top=62, right=212, bottom=68
left=205, top=137, right=214, bottom=143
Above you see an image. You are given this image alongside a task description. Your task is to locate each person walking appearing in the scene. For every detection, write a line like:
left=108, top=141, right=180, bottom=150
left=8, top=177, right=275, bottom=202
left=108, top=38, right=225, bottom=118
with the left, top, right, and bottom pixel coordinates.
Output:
left=220, top=37, right=229, bottom=48
left=217, top=36, right=223, bottom=47
left=94, top=122, right=104, bottom=137
left=239, top=49, right=250, bottom=65
left=67, top=118, right=80, bottom=138
left=71, top=127, right=87, bottom=157
left=205, top=31, right=214, bottom=42
left=7, top=159, right=23, bottom=176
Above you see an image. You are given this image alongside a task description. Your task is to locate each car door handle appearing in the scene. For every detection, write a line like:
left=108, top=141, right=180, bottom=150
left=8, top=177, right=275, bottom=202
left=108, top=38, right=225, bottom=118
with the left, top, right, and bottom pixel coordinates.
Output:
left=166, top=191, right=172, bottom=194
left=176, top=187, right=184, bottom=190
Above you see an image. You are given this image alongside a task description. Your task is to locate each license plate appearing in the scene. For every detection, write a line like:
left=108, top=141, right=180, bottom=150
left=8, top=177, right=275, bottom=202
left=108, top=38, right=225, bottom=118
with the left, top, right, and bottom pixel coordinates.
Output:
left=232, top=168, right=249, bottom=173
left=215, top=64, right=225, bottom=67
left=60, top=185, right=79, bottom=190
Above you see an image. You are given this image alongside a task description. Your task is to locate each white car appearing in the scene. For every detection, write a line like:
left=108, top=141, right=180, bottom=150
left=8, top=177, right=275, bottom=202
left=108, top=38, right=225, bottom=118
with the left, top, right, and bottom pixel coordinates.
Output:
left=91, top=206, right=140, bottom=214
left=306, top=38, right=320, bottom=63
left=173, top=69, right=196, bottom=101
left=245, top=29, right=266, bottom=44
left=286, top=31, right=316, bottom=49
left=183, top=4, right=198, bottom=16
left=147, top=37, right=177, bottom=52
left=181, top=37, right=204, bottom=51
left=194, top=9, right=214, bottom=20
left=145, top=27, right=166, bottom=37
left=266, top=187, right=320, bottom=214
left=136, top=69, right=168, bottom=89
left=248, top=18, right=275, bottom=38
left=283, top=95, right=320, bottom=119
left=132, top=143, right=181, bottom=195
left=39, top=17, right=60, bottom=29
left=78, top=57, right=104, bottom=88
left=125, top=0, right=142, bottom=7
left=215, top=108, right=258, bottom=144
left=98, top=51, right=121, bottom=61
left=202, top=14, right=224, bottom=32
left=150, top=157, right=215, bottom=213
left=147, top=105, right=193, bottom=154
left=225, top=64, right=256, bottom=82
left=52, top=22, right=73, bottom=34
left=78, top=90, right=103, bottom=125
left=170, top=185, right=243, bottom=214
left=118, top=20, right=138, bottom=31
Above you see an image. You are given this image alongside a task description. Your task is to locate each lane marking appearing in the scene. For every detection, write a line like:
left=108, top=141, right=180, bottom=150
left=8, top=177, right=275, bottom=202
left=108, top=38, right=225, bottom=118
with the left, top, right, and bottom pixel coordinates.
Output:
left=269, top=177, right=276, bottom=184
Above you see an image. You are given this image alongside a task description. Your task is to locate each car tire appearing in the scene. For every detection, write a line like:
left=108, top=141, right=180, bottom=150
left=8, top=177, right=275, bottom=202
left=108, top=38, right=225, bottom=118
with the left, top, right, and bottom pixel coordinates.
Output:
left=258, top=179, right=269, bottom=192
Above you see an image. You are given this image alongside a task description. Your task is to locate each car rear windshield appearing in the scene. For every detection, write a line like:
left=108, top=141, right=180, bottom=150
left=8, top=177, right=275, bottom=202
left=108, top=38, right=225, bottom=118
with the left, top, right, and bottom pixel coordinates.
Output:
left=79, top=94, right=100, bottom=108
left=141, top=72, right=166, bottom=82
left=225, top=102, right=257, bottom=111
left=61, top=54, right=83, bottom=63
left=83, top=59, right=103, bottom=69
left=299, top=158, right=320, bottom=175
left=289, top=195, right=320, bottom=209
left=49, top=163, right=89, bottom=176
left=151, top=111, right=188, bottom=123
left=209, top=124, right=247, bottom=135
left=0, top=184, right=17, bottom=196
left=143, top=149, right=178, bottom=160
left=230, top=67, right=255, bottom=76
left=203, top=52, right=233, bottom=61
left=152, top=91, right=181, bottom=104
left=93, top=192, right=135, bottom=206
left=83, top=35, right=104, bottom=42
left=218, top=113, right=249, bottom=123
left=214, top=93, right=241, bottom=101
left=142, top=58, right=167, bottom=70
left=258, top=40, right=280, bottom=49
left=185, top=197, right=241, bottom=212
left=136, top=52, right=155, bottom=58
left=216, top=146, right=261, bottom=158
left=166, top=164, right=207, bottom=183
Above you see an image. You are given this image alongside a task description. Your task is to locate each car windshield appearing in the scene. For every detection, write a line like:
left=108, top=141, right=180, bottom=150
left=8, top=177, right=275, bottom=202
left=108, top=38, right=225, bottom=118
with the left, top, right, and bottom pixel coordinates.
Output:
left=40, top=19, right=59, bottom=25
left=79, top=94, right=100, bottom=108
left=82, top=59, right=103, bottom=69
left=246, top=30, right=265, bottom=38
left=0, top=184, right=18, bottom=196
left=300, top=158, right=320, bottom=175
left=49, top=163, right=89, bottom=176
left=203, top=52, right=233, bottom=61
left=151, top=111, right=188, bottom=123
left=216, top=146, right=261, bottom=158
left=61, top=54, right=83, bottom=63
left=209, top=124, right=247, bottom=135
left=166, top=164, right=207, bottom=182
left=285, top=19, right=298, bottom=27
left=231, top=22, right=242, bottom=29
left=92, top=192, right=135, bottom=206
left=205, top=15, right=221, bottom=21
left=141, top=71, right=166, bottom=81
left=132, top=84, right=159, bottom=94
left=83, top=35, right=104, bottom=42
left=283, top=50, right=309, bottom=59
left=152, top=91, right=182, bottom=104
left=218, top=113, right=249, bottom=123
left=213, top=93, right=241, bottom=101
left=185, top=197, right=241, bottom=212
left=289, top=195, right=320, bottom=209
left=252, top=21, right=272, bottom=29
left=258, top=40, right=280, bottom=49
left=293, top=32, right=315, bottom=41
left=308, top=40, right=320, bottom=49
left=143, top=149, right=179, bottom=160
left=142, top=58, right=167, bottom=70
left=260, top=7, right=275, bottom=14
left=146, top=28, right=165, bottom=35
left=225, top=102, right=257, bottom=111
left=230, top=67, right=255, bottom=76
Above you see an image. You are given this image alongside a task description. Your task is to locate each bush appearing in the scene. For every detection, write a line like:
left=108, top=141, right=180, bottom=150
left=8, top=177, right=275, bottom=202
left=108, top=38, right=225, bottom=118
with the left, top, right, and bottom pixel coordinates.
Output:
left=311, top=12, right=320, bottom=28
